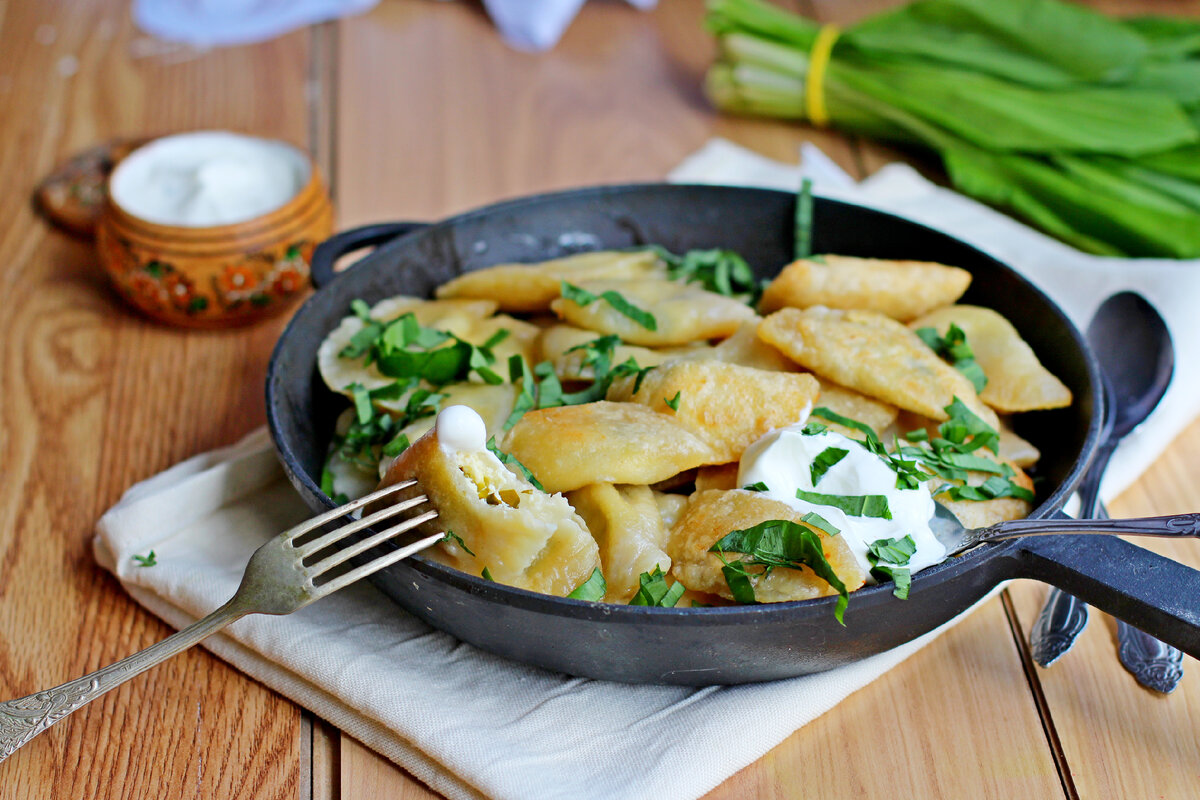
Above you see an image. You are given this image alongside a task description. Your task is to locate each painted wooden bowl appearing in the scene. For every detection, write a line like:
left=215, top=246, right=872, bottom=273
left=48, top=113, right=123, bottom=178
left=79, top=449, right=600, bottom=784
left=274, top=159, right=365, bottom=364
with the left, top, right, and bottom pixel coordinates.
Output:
left=95, top=135, right=333, bottom=328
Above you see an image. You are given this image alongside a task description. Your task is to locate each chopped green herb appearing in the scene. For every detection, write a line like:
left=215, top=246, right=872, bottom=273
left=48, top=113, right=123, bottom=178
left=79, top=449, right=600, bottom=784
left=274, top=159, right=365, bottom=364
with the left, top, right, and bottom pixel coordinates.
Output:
left=801, top=511, right=839, bottom=536
left=382, top=432, right=410, bottom=458
left=710, top=519, right=849, bottom=623
left=481, top=567, right=494, bottom=581
left=916, top=324, right=989, bottom=393
left=656, top=247, right=760, bottom=302
left=743, top=481, right=769, bottom=492
left=132, top=551, right=157, bottom=567
left=350, top=298, right=372, bottom=320
left=810, top=446, right=849, bottom=485
left=350, top=383, right=374, bottom=425
left=795, top=177, right=814, bottom=259
left=440, top=531, right=476, bottom=557
left=486, top=436, right=544, bottom=491
left=665, top=391, right=682, bottom=411
left=560, top=281, right=658, bottom=331
left=567, top=567, right=607, bottom=601
left=795, top=489, right=892, bottom=520
left=939, top=398, right=1000, bottom=455
left=811, top=406, right=876, bottom=440
left=800, top=421, right=828, bottom=436
left=867, top=535, right=917, bottom=600
left=904, top=428, right=929, bottom=442
left=628, top=566, right=685, bottom=607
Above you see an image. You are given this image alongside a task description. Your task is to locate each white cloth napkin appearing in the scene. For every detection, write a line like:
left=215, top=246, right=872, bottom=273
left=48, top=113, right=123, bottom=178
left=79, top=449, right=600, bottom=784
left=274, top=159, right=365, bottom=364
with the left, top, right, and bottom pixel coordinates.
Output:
left=671, top=139, right=1200, bottom=503
left=95, top=428, right=999, bottom=800
left=133, top=0, right=656, bottom=51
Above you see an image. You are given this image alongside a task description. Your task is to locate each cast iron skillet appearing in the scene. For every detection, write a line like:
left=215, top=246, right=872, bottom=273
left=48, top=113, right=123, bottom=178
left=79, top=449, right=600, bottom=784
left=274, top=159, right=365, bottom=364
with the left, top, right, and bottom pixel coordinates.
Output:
left=267, top=184, right=1200, bottom=685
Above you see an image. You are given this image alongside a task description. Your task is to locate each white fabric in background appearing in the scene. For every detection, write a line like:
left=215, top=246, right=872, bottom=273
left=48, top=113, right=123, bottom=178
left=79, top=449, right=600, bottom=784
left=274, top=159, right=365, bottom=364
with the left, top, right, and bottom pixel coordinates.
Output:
left=94, top=428, right=1000, bottom=800
left=133, top=0, right=657, bottom=51
left=671, top=139, right=1200, bottom=503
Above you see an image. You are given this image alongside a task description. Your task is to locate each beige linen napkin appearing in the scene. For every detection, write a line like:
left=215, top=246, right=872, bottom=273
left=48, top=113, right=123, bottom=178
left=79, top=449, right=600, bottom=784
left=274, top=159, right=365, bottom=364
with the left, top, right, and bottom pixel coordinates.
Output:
left=94, top=428, right=997, bottom=800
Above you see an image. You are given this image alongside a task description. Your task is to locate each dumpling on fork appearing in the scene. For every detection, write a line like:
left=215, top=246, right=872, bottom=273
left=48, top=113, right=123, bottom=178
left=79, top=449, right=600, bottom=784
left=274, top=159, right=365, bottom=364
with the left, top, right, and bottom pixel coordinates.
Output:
left=376, top=406, right=601, bottom=596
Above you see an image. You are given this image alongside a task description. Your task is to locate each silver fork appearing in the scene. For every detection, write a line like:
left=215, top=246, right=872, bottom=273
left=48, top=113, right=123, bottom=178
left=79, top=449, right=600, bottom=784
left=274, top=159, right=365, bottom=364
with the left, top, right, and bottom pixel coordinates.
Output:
left=0, top=480, right=441, bottom=763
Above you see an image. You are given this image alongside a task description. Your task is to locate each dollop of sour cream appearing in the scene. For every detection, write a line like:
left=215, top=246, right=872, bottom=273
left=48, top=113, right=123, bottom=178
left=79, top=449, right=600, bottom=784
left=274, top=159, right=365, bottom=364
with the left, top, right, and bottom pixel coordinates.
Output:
left=737, top=423, right=946, bottom=578
left=109, top=131, right=310, bottom=227
left=436, top=405, right=488, bottom=453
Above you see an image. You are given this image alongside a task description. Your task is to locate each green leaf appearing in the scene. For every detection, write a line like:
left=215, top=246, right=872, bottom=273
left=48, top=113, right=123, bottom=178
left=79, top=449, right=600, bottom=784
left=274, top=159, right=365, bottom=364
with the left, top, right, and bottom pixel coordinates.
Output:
left=382, top=433, right=410, bottom=458
left=481, top=567, right=494, bottom=581
left=658, top=247, right=759, bottom=300
left=567, top=567, right=608, bottom=601
left=743, top=481, right=769, bottom=492
left=628, top=566, right=686, bottom=607
left=486, top=436, right=544, bottom=492
left=720, top=561, right=758, bottom=604
left=349, top=383, right=374, bottom=425
left=795, top=177, right=814, bottom=259
left=665, top=391, right=682, bottom=411
left=132, top=551, right=157, bottom=567
left=868, top=535, right=917, bottom=566
left=560, top=281, right=599, bottom=306
left=440, top=531, right=476, bottom=557
left=810, top=446, right=848, bottom=486
left=710, top=519, right=849, bottom=623
left=801, top=511, right=839, bottom=536
left=810, top=407, right=877, bottom=441
left=794, top=489, right=892, bottom=519
left=598, top=290, right=658, bottom=331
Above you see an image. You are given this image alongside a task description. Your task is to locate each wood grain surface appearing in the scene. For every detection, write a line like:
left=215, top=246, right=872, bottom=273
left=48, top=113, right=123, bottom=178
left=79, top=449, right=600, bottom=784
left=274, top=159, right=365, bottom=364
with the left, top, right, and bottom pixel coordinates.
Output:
left=0, top=1, right=1197, bottom=798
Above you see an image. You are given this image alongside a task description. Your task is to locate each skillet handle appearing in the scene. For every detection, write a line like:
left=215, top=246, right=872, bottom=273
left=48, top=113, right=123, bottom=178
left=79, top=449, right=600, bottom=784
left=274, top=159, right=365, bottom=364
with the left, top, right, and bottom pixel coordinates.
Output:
left=1013, top=534, right=1200, bottom=659
left=310, top=222, right=428, bottom=289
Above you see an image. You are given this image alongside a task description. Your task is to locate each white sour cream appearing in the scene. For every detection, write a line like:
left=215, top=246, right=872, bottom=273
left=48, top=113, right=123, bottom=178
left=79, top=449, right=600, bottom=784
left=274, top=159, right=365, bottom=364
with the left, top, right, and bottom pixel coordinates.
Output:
left=737, top=425, right=946, bottom=578
left=436, top=405, right=488, bottom=453
left=109, top=131, right=310, bottom=227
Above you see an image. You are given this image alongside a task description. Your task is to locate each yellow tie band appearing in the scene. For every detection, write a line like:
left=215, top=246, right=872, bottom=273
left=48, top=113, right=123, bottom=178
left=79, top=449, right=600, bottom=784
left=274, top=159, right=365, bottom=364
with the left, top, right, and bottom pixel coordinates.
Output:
left=805, top=24, right=841, bottom=127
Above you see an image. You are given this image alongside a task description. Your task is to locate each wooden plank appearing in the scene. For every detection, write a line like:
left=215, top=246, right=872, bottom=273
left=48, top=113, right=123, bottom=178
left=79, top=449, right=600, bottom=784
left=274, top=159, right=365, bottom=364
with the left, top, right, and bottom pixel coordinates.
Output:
left=0, top=1, right=310, bottom=796
left=1008, top=418, right=1200, bottom=800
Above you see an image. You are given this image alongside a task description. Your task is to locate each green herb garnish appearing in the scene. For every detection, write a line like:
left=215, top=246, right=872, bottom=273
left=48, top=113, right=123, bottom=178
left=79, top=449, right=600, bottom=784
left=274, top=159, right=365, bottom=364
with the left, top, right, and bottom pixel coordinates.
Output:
left=916, top=324, right=988, bottom=393
left=567, top=567, right=607, bottom=601
left=481, top=567, right=494, bottom=581
left=132, top=551, right=157, bottom=567
left=710, top=519, right=849, bottom=623
left=665, top=391, right=682, bottom=411
left=795, top=489, right=892, bottom=519
left=440, top=531, right=475, bottom=557
left=486, top=436, right=544, bottom=491
left=629, top=566, right=686, bottom=607
left=801, top=511, right=839, bottom=536
left=656, top=247, right=761, bottom=301
left=795, top=177, right=814, bottom=259
left=810, top=446, right=848, bottom=485
left=743, top=481, right=769, bottom=492
left=867, top=535, right=917, bottom=600
left=560, top=281, right=658, bottom=331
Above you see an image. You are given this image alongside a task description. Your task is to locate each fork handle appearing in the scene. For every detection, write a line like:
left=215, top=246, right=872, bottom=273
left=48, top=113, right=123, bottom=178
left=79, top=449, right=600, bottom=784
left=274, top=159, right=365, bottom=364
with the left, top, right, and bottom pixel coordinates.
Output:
left=0, top=599, right=246, bottom=763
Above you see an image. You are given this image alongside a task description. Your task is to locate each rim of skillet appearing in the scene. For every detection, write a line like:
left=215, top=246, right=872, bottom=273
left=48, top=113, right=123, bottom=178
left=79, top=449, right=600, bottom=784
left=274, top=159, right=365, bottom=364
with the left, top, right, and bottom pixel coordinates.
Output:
left=267, top=181, right=1105, bottom=627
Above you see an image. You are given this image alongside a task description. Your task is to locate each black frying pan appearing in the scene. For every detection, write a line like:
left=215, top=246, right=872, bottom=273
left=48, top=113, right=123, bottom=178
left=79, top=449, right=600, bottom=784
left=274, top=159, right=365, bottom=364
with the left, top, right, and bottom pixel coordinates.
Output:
left=266, top=184, right=1200, bottom=684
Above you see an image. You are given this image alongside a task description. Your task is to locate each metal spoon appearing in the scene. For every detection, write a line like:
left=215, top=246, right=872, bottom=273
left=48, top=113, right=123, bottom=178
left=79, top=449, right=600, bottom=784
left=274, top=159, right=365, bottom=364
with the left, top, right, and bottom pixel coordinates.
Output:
left=1030, top=291, right=1179, bottom=690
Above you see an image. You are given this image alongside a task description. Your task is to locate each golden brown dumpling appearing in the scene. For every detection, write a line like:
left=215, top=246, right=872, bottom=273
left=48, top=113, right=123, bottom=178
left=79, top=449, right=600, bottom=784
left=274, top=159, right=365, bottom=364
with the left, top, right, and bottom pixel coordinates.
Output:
left=759, top=255, right=971, bottom=321
left=377, top=424, right=600, bottom=596
left=503, top=401, right=720, bottom=493
left=668, top=490, right=866, bottom=603
left=607, top=360, right=819, bottom=463
left=568, top=483, right=671, bottom=603
left=435, top=250, right=667, bottom=312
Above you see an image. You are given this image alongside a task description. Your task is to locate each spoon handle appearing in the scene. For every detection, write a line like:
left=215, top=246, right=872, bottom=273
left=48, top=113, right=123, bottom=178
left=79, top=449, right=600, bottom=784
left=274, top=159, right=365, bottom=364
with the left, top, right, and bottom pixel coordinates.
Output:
left=969, top=512, right=1200, bottom=545
left=1030, top=588, right=1089, bottom=667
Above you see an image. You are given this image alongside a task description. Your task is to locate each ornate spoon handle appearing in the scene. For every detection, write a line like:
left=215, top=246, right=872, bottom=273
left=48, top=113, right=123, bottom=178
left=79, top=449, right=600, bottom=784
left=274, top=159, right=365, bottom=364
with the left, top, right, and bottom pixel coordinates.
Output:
left=0, top=602, right=244, bottom=763
left=1030, top=588, right=1089, bottom=667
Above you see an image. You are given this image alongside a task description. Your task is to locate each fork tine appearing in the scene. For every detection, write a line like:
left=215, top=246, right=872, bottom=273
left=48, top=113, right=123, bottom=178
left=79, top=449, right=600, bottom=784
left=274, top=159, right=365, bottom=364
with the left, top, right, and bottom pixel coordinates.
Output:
left=283, top=480, right=417, bottom=541
left=312, top=528, right=446, bottom=598
left=293, top=493, right=430, bottom=559
left=308, top=507, right=439, bottom=575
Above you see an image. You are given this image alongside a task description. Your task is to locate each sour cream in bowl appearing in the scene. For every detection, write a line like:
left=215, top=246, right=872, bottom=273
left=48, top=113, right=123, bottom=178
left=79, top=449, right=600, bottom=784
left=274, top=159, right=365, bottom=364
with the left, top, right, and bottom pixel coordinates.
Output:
left=97, top=131, right=333, bottom=327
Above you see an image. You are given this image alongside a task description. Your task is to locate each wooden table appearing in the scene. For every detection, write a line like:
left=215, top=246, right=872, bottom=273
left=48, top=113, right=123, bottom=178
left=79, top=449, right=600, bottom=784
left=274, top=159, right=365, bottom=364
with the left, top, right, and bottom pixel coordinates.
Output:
left=1, top=1, right=1197, bottom=797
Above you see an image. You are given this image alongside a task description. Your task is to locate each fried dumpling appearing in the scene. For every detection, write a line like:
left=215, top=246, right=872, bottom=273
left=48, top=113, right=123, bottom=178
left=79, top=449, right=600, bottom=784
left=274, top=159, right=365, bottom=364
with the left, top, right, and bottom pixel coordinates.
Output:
left=377, top=410, right=600, bottom=596
left=759, top=255, right=971, bottom=321
left=551, top=278, right=757, bottom=346
left=607, top=359, right=819, bottom=463
left=435, top=249, right=667, bottom=313
left=568, top=483, right=671, bottom=603
left=668, top=490, right=866, bottom=603
left=909, top=305, right=1072, bottom=412
left=503, top=401, right=720, bottom=493
left=758, top=307, right=998, bottom=427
